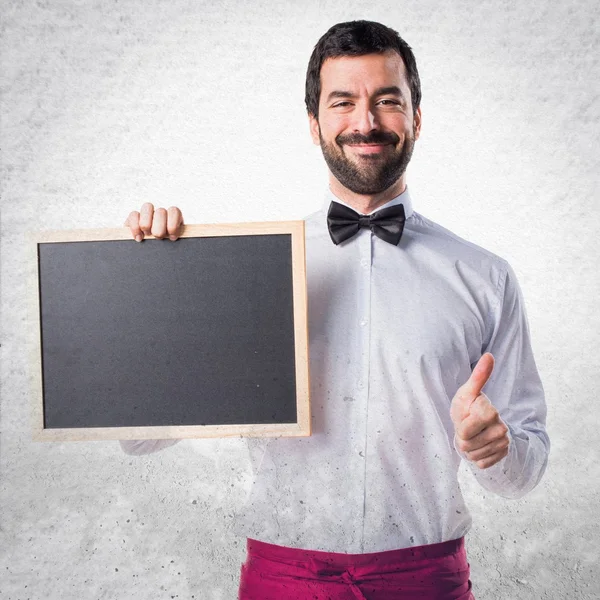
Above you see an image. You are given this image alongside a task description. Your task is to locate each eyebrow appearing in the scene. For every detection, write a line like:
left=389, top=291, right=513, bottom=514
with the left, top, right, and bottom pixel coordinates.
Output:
left=326, top=86, right=406, bottom=103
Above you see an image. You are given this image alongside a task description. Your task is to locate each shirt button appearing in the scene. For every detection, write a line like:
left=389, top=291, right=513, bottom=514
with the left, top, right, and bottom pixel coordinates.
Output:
left=360, top=319, right=368, bottom=327
left=357, top=380, right=364, bottom=390
left=360, top=258, right=369, bottom=268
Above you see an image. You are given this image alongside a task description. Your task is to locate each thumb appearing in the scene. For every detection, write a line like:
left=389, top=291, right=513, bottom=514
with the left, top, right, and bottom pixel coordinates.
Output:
left=463, top=353, right=495, bottom=398
left=450, top=353, right=495, bottom=426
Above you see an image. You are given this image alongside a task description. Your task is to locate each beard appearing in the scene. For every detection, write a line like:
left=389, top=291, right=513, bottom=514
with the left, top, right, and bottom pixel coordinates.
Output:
left=319, top=127, right=415, bottom=195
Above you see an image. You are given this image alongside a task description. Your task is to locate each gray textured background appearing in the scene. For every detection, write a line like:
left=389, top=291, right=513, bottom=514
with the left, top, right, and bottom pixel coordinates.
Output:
left=1, top=1, right=599, bottom=598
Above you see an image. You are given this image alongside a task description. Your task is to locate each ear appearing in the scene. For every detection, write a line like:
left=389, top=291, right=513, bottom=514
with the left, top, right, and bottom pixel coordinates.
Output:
left=413, top=106, right=422, bottom=141
left=308, top=113, right=321, bottom=146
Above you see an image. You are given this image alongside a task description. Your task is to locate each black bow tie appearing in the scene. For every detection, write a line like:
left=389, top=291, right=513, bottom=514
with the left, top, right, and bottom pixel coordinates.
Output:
left=327, top=201, right=406, bottom=246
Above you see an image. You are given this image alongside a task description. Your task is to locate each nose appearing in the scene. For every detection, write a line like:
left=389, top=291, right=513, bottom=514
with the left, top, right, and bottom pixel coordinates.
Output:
left=351, top=102, right=379, bottom=134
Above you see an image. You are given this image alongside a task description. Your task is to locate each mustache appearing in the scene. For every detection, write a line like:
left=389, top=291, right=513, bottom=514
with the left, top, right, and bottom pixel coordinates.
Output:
left=336, top=131, right=400, bottom=146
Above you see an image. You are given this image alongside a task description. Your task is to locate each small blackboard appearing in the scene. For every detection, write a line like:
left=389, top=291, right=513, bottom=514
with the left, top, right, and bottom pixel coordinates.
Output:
left=30, top=222, right=309, bottom=441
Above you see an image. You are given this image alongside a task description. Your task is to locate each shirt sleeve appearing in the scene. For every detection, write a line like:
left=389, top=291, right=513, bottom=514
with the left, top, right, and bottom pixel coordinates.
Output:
left=454, top=260, right=550, bottom=499
left=119, top=439, right=181, bottom=455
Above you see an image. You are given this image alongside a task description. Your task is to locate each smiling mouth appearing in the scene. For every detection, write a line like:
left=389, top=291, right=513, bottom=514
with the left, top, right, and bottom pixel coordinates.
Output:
left=346, top=143, right=391, bottom=154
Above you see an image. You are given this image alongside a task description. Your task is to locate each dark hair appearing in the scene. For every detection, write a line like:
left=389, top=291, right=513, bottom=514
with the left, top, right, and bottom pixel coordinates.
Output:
left=305, top=20, right=421, bottom=118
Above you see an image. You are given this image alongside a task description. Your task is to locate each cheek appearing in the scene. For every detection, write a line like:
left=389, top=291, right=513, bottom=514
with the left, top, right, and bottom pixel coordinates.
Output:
left=384, top=114, right=412, bottom=132
left=319, top=115, right=349, bottom=139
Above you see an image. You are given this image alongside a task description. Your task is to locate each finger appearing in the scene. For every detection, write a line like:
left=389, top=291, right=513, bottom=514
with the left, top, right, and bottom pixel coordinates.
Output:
left=463, top=353, right=494, bottom=398
left=464, top=436, right=510, bottom=462
left=455, top=398, right=498, bottom=440
left=151, top=208, right=168, bottom=239
left=167, top=206, right=184, bottom=241
left=139, top=203, right=155, bottom=235
left=456, top=420, right=509, bottom=453
left=473, top=447, right=509, bottom=470
left=124, top=211, right=144, bottom=242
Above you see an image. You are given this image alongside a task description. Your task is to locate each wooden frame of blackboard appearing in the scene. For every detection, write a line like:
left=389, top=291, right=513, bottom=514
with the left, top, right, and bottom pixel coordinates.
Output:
left=30, top=222, right=310, bottom=442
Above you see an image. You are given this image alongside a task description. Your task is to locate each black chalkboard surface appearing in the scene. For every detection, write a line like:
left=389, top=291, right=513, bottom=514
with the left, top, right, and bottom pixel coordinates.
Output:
left=31, top=222, right=309, bottom=441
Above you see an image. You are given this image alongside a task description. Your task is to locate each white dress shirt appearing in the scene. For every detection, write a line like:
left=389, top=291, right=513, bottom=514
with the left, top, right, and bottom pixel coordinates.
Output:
left=121, top=188, right=549, bottom=554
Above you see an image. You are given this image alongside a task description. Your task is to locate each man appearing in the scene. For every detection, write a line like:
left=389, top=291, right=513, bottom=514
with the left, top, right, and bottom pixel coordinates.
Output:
left=122, top=20, right=549, bottom=600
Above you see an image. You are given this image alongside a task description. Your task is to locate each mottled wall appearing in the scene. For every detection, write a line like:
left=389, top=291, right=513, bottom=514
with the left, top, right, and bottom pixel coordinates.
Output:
left=1, top=1, right=599, bottom=599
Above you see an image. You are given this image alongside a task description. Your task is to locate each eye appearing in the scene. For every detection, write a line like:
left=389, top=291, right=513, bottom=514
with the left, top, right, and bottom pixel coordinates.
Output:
left=332, top=101, right=353, bottom=108
left=377, top=99, right=401, bottom=106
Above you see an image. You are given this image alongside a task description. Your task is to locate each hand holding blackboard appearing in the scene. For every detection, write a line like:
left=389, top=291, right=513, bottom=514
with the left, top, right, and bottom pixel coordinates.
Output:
left=31, top=207, right=310, bottom=442
left=124, top=203, right=184, bottom=242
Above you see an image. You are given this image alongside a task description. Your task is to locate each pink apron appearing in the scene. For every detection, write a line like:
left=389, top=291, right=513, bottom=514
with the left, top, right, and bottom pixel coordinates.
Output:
left=239, top=536, right=475, bottom=599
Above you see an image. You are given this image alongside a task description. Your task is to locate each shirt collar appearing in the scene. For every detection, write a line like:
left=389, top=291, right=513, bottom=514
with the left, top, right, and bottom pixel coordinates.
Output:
left=322, top=186, right=414, bottom=218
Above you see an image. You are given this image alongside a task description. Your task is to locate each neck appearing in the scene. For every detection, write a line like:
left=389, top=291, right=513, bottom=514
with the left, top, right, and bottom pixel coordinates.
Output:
left=329, top=174, right=407, bottom=214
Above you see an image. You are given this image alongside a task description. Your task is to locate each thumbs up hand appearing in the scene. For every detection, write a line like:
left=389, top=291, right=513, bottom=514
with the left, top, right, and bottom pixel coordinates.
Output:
left=450, top=353, right=510, bottom=469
